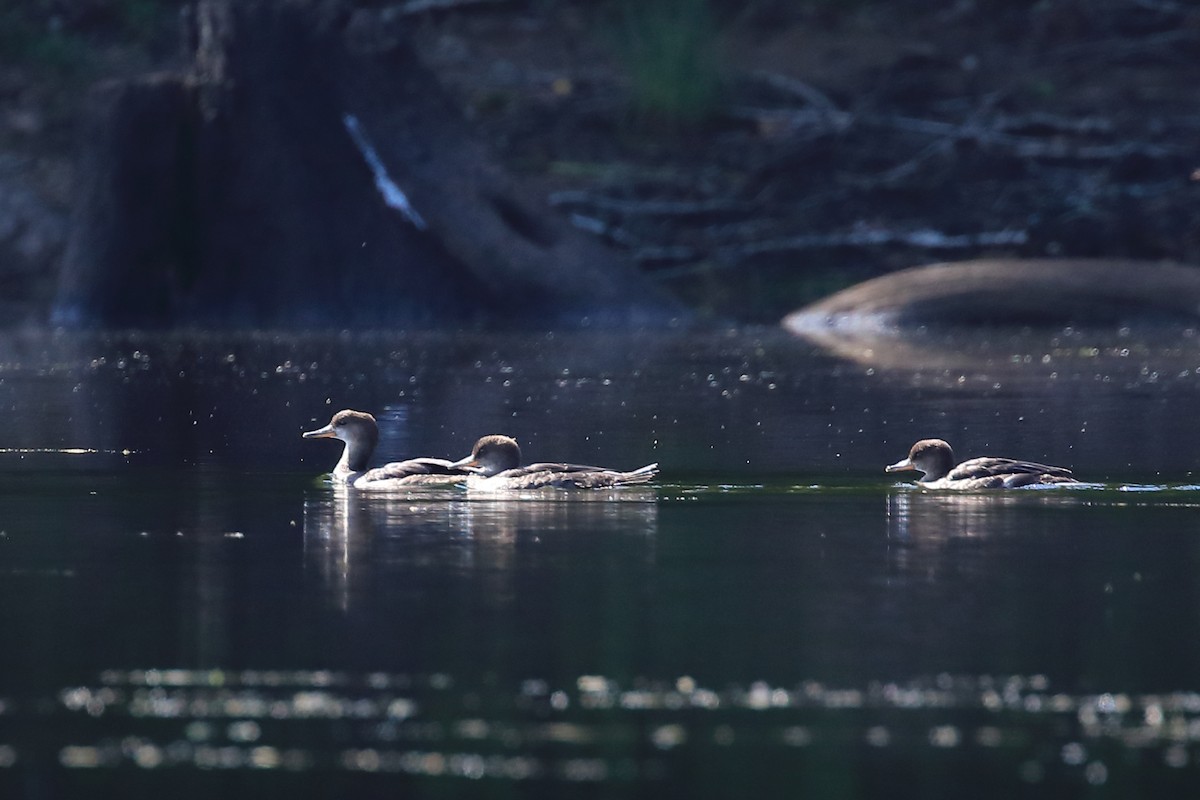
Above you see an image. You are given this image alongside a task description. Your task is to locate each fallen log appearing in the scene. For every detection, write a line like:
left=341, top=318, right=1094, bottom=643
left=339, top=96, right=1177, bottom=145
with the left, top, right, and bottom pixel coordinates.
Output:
left=784, top=258, right=1200, bottom=371
left=785, top=258, right=1200, bottom=330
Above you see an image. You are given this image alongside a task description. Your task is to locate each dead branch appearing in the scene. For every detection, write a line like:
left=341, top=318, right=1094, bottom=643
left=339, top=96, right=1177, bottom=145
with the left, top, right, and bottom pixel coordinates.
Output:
left=632, top=245, right=701, bottom=264
left=549, top=190, right=753, bottom=218
left=729, top=106, right=853, bottom=136
left=992, top=112, right=1113, bottom=136
left=565, top=213, right=698, bottom=264
left=394, top=0, right=511, bottom=15
left=749, top=70, right=841, bottom=113
left=610, top=225, right=1032, bottom=279
left=1130, top=0, right=1189, bottom=13
left=999, top=137, right=1180, bottom=161
left=565, top=213, right=643, bottom=248
left=842, top=140, right=957, bottom=189
left=716, top=226, right=1029, bottom=265
left=732, top=105, right=1182, bottom=161
left=1054, top=29, right=1200, bottom=62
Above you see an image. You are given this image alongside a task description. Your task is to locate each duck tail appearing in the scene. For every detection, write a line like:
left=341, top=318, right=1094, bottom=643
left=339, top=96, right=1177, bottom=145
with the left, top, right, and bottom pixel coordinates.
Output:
left=617, top=463, right=659, bottom=485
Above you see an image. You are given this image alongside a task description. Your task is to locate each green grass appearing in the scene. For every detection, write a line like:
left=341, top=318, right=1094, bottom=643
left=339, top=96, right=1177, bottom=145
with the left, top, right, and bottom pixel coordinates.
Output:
left=0, top=7, right=84, bottom=71
left=0, top=1, right=173, bottom=71
left=118, top=0, right=169, bottom=40
left=612, top=0, right=723, bottom=131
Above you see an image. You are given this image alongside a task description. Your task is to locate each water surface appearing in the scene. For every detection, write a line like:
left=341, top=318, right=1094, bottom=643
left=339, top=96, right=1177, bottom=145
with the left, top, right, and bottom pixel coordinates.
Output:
left=0, top=328, right=1199, bottom=798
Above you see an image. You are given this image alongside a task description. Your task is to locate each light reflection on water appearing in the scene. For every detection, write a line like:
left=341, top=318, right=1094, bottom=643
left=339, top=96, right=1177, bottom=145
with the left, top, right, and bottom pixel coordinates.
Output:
left=6, top=667, right=1200, bottom=786
left=302, top=488, right=658, bottom=614
left=1, top=331, right=1200, bottom=796
left=885, top=483, right=1200, bottom=544
left=0, top=326, right=1199, bottom=477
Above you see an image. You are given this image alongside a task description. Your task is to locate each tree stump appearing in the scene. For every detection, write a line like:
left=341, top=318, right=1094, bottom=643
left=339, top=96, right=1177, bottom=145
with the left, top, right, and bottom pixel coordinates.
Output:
left=53, top=0, right=686, bottom=329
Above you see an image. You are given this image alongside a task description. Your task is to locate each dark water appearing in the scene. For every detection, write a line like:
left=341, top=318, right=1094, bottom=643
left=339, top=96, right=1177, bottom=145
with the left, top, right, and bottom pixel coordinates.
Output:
left=1, top=328, right=1200, bottom=798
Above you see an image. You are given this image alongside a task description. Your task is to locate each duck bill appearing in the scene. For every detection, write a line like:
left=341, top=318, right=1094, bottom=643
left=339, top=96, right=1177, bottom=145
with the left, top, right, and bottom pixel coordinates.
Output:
left=447, top=454, right=484, bottom=473
left=302, top=424, right=336, bottom=440
left=885, top=458, right=916, bottom=473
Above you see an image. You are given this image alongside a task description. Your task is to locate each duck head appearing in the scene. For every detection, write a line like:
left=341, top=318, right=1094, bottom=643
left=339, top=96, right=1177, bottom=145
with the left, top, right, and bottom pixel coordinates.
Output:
left=450, top=435, right=522, bottom=477
left=303, top=409, right=379, bottom=474
left=885, top=439, right=955, bottom=482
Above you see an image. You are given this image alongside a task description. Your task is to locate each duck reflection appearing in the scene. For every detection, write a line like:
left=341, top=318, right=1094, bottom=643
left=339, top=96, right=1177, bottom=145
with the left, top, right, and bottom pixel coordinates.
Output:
left=302, top=488, right=658, bottom=613
left=884, top=488, right=1092, bottom=561
left=789, top=313, right=1200, bottom=393
left=886, top=490, right=1049, bottom=545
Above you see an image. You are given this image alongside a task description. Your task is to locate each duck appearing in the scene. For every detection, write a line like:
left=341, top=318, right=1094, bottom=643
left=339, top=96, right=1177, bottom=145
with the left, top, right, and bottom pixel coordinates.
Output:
left=448, top=434, right=659, bottom=490
left=885, top=438, right=1077, bottom=489
left=302, top=409, right=470, bottom=489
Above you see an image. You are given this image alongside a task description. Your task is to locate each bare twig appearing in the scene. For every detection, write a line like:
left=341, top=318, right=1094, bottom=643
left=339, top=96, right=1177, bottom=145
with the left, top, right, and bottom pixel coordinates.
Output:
left=843, top=140, right=956, bottom=189
left=550, top=190, right=753, bottom=218
left=1054, top=29, right=1199, bottom=61
left=565, top=213, right=698, bottom=264
left=728, top=106, right=853, bottom=135
left=1130, top=0, right=1189, bottom=16
left=566, top=213, right=642, bottom=248
left=646, top=226, right=1031, bottom=279
left=395, top=0, right=510, bottom=16
left=1002, top=138, right=1180, bottom=160
left=993, top=112, right=1113, bottom=136
left=632, top=245, right=700, bottom=264
left=1117, top=179, right=1190, bottom=199
left=716, top=226, right=1028, bottom=265
left=733, top=105, right=1182, bottom=161
left=567, top=213, right=609, bottom=237
left=749, top=70, right=841, bottom=113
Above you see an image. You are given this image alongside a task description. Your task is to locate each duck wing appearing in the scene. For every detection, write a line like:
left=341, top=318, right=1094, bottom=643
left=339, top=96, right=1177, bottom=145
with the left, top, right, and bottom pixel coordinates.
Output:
left=495, top=462, right=659, bottom=489
left=946, top=456, right=1074, bottom=482
left=358, top=457, right=469, bottom=484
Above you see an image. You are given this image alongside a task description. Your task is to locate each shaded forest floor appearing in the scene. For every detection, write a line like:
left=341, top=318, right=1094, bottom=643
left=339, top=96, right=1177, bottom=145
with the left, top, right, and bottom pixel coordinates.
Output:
left=3, top=1, right=1200, bottom=324
left=411, top=1, right=1200, bottom=321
